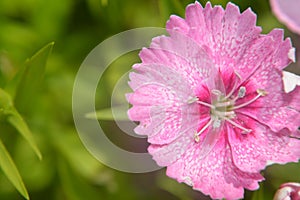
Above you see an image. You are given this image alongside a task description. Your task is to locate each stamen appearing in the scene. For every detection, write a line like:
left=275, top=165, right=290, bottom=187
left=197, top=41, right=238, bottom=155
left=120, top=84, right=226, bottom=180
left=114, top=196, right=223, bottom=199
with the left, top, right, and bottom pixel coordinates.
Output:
left=215, top=101, right=231, bottom=108
left=211, top=89, right=222, bottom=96
left=224, top=117, right=252, bottom=133
left=197, top=101, right=215, bottom=109
left=233, top=89, right=267, bottom=110
left=194, top=118, right=213, bottom=142
left=213, top=110, right=235, bottom=118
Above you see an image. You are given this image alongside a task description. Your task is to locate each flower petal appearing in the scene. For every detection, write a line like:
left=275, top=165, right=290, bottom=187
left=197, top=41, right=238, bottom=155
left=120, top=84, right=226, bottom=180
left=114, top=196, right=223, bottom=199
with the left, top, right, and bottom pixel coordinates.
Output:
left=238, top=86, right=300, bottom=133
left=270, top=0, right=300, bottom=35
left=228, top=113, right=300, bottom=173
left=128, top=64, right=200, bottom=144
left=140, top=33, right=215, bottom=89
left=166, top=132, right=263, bottom=199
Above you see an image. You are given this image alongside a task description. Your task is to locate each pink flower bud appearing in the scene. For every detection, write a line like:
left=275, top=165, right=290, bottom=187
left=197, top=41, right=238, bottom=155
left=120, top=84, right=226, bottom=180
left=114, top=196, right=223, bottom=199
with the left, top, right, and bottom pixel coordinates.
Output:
left=274, top=182, right=300, bottom=200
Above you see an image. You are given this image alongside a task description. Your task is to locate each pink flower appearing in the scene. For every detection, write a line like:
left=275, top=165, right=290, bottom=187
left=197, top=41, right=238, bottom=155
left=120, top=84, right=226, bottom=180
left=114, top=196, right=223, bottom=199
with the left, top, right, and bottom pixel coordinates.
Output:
left=270, top=0, right=300, bottom=35
left=274, top=182, right=300, bottom=200
left=127, top=2, right=300, bottom=199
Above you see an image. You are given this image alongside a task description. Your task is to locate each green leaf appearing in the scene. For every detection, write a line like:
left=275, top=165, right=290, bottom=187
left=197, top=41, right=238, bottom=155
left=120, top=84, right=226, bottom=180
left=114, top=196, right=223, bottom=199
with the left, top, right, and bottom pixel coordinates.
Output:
left=0, top=88, right=13, bottom=113
left=85, top=106, right=129, bottom=121
left=7, top=110, right=42, bottom=160
left=0, top=138, right=29, bottom=200
left=0, top=88, right=42, bottom=160
left=14, top=42, right=54, bottom=113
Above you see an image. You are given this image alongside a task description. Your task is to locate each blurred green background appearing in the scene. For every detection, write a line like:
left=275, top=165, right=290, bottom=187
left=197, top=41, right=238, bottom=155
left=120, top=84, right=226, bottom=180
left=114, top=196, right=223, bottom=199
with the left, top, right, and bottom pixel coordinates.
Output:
left=0, top=0, right=299, bottom=199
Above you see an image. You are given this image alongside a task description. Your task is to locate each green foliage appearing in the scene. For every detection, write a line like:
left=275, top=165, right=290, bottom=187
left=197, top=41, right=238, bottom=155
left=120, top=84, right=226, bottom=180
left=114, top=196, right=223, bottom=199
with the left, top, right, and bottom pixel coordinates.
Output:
left=0, top=139, right=29, bottom=199
left=0, top=43, right=46, bottom=198
left=14, top=42, right=54, bottom=114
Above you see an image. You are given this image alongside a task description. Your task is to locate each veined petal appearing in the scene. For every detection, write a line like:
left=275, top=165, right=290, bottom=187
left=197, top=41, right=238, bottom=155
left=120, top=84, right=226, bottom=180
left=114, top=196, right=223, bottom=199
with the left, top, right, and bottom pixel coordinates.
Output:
left=166, top=133, right=264, bottom=200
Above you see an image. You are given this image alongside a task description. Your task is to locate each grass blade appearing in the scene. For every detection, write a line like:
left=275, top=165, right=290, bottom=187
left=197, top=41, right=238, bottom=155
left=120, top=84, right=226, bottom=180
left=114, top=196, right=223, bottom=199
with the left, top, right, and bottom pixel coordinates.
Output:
left=7, top=109, right=42, bottom=160
left=0, top=139, right=29, bottom=199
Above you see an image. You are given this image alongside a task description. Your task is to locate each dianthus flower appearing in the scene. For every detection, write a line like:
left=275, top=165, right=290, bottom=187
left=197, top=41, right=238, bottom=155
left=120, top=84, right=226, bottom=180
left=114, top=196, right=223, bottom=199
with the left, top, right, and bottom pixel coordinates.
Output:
left=127, top=2, right=300, bottom=199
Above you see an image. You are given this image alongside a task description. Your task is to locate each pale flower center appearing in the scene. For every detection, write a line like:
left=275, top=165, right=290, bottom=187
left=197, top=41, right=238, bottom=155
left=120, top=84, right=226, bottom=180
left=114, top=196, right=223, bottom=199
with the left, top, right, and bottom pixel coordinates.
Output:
left=190, top=81, right=267, bottom=143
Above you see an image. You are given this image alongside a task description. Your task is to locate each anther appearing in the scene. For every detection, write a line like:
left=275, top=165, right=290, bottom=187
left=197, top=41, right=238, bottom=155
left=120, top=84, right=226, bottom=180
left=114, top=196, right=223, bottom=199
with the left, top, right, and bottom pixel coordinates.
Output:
left=238, top=86, right=246, bottom=98
left=257, top=89, right=268, bottom=96
left=194, top=118, right=213, bottom=142
left=194, top=132, right=200, bottom=142
left=187, top=96, right=199, bottom=104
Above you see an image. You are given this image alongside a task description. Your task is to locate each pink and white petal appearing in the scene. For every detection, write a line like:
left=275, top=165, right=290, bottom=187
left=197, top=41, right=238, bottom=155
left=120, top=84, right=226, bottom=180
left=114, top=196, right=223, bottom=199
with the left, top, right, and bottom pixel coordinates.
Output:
left=130, top=64, right=194, bottom=99
left=138, top=47, right=213, bottom=89
left=229, top=114, right=300, bottom=169
left=237, top=105, right=300, bottom=133
left=166, top=134, right=263, bottom=199
left=128, top=83, right=200, bottom=144
left=127, top=83, right=177, bottom=106
left=239, top=67, right=284, bottom=108
left=270, top=0, right=300, bottom=35
left=221, top=4, right=261, bottom=65
left=166, top=15, right=189, bottom=35
left=148, top=118, right=200, bottom=166
left=149, top=34, right=215, bottom=88
left=265, top=128, right=300, bottom=164
left=185, top=2, right=261, bottom=68
left=236, top=28, right=292, bottom=83
left=227, top=122, right=268, bottom=173
left=184, top=2, right=208, bottom=45
left=286, top=86, right=300, bottom=111
left=237, top=36, right=281, bottom=81
left=128, top=62, right=201, bottom=144
left=237, top=86, right=300, bottom=133
left=268, top=29, right=294, bottom=68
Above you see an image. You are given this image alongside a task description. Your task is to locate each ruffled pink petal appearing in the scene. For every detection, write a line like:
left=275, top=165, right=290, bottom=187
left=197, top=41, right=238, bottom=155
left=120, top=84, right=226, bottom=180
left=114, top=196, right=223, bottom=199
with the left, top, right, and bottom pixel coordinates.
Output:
left=227, top=121, right=267, bottom=173
left=148, top=123, right=198, bottom=166
left=128, top=63, right=200, bottom=144
left=286, top=85, right=300, bottom=111
left=268, top=29, right=294, bottom=68
left=237, top=86, right=300, bottom=133
left=166, top=132, right=264, bottom=200
left=270, top=0, right=300, bottom=35
left=148, top=116, right=211, bottom=166
left=183, top=2, right=261, bottom=69
left=166, top=15, right=189, bottom=34
left=142, top=34, right=215, bottom=88
left=228, top=114, right=300, bottom=173
left=236, top=31, right=292, bottom=82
